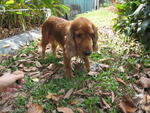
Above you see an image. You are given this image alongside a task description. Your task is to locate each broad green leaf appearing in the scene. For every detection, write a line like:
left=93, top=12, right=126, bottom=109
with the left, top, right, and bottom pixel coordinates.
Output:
left=55, top=8, right=64, bottom=16
left=141, top=17, right=150, bottom=32
left=10, top=11, right=30, bottom=16
left=5, top=0, right=14, bottom=5
left=132, top=4, right=145, bottom=17
left=16, top=0, right=25, bottom=3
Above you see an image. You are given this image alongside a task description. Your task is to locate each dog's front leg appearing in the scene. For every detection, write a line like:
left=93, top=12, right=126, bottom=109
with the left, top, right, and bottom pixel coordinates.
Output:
left=83, top=57, right=90, bottom=71
left=64, top=55, right=73, bottom=78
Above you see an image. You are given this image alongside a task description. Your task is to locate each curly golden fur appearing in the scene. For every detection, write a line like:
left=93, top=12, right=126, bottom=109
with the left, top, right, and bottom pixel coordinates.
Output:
left=41, top=16, right=98, bottom=78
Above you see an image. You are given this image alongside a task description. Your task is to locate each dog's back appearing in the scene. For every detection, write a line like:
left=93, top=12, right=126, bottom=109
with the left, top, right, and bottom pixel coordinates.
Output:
left=41, top=16, right=70, bottom=48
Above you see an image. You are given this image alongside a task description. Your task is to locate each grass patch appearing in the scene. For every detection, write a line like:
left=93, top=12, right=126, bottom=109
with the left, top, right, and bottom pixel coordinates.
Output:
left=38, top=53, right=62, bottom=65
left=15, top=74, right=93, bottom=112
left=77, top=7, right=117, bottom=26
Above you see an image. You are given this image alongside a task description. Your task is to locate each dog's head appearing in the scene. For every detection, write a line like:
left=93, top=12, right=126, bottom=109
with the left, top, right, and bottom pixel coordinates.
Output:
left=65, top=17, right=98, bottom=58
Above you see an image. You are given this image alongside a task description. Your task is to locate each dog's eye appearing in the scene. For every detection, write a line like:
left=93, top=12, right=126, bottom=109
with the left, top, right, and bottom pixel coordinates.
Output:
left=76, top=33, right=82, bottom=38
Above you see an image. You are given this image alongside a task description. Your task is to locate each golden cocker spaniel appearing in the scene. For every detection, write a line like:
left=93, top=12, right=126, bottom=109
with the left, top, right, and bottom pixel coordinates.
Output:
left=41, top=16, right=98, bottom=78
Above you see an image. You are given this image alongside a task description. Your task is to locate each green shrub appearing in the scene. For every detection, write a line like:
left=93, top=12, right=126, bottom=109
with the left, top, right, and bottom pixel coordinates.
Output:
left=0, top=0, right=69, bottom=30
left=113, top=0, right=150, bottom=49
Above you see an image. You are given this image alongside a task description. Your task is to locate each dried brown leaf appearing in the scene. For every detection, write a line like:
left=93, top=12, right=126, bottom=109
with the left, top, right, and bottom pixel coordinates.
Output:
left=19, top=53, right=27, bottom=57
left=76, top=108, right=84, bottom=113
left=27, top=96, right=33, bottom=108
left=119, top=102, right=137, bottom=113
left=142, top=105, right=150, bottom=113
left=40, top=66, right=61, bottom=79
left=137, top=77, right=150, bottom=88
left=47, top=64, right=56, bottom=70
left=118, top=95, right=137, bottom=113
left=116, top=77, right=127, bottom=86
left=46, top=93, right=57, bottom=99
left=52, top=66, right=61, bottom=74
left=101, top=98, right=111, bottom=109
left=18, top=63, right=24, bottom=68
left=119, top=66, right=125, bottom=73
left=13, top=55, right=17, bottom=60
left=98, top=91, right=111, bottom=97
left=130, top=53, right=140, bottom=58
left=132, top=84, right=144, bottom=93
left=3, top=44, right=10, bottom=48
left=0, top=105, right=13, bottom=112
left=30, top=71, right=41, bottom=78
left=57, top=107, right=74, bottom=113
left=46, top=93, right=62, bottom=103
left=74, top=88, right=87, bottom=94
left=35, top=61, right=42, bottom=68
left=64, top=88, right=74, bottom=99
left=135, top=63, right=143, bottom=71
left=133, top=94, right=150, bottom=112
left=40, top=72, right=52, bottom=79
left=59, top=89, right=65, bottom=94
left=73, top=88, right=90, bottom=96
left=27, top=103, right=43, bottom=113
left=132, top=72, right=140, bottom=78
left=145, top=95, right=150, bottom=103
left=51, top=95, right=62, bottom=103
left=99, top=58, right=114, bottom=63
left=88, top=71, right=99, bottom=77
left=99, top=63, right=109, bottom=69
left=0, top=65, right=5, bottom=71
left=144, top=68, right=150, bottom=77
left=70, top=98, right=84, bottom=105
left=111, top=91, right=115, bottom=103
left=23, top=67, right=37, bottom=72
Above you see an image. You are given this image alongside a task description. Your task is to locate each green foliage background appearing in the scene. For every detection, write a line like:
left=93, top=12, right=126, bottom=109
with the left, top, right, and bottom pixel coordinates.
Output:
left=0, top=0, right=69, bottom=30
left=113, top=0, right=150, bottom=49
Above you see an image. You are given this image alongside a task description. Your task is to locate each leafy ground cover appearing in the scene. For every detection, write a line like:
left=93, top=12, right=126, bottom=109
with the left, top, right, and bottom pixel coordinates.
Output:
left=0, top=7, right=150, bottom=113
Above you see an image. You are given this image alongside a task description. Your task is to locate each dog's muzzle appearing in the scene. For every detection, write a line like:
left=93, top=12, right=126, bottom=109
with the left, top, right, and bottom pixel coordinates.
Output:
left=83, top=51, right=91, bottom=56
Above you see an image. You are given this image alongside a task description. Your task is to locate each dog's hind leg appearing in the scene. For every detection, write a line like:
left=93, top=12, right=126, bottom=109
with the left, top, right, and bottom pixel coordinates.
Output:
left=41, top=27, right=50, bottom=58
left=41, top=35, right=49, bottom=58
left=41, top=41, right=48, bottom=58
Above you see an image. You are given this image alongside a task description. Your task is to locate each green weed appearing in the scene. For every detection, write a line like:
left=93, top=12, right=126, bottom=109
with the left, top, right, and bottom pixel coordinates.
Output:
left=38, top=53, right=62, bottom=65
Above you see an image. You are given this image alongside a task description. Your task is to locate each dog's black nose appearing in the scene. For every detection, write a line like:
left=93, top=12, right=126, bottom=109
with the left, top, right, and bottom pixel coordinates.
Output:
left=83, top=51, right=91, bottom=56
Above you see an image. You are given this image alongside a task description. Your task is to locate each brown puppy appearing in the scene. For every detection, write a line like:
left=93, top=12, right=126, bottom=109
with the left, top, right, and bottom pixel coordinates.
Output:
left=41, top=16, right=98, bottom=78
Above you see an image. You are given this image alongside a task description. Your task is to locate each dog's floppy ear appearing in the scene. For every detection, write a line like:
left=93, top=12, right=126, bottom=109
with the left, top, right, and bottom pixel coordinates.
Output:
left=64, top=27, right=76, bottom=58
left=92, top=24, right=98, bottom=51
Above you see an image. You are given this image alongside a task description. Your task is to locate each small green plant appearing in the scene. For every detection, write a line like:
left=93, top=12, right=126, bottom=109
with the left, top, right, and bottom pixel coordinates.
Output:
left=90, top=52, right=103, bottom=61
left=113, top=0, right=150, bottom=48
left=23, top=76, right=36, bottom=90
left=0, top=0, right=69, bottom=34
left=14, top=96, right=28, bottom=113
left=24, top=62, right=36, bottom=67
left=1, top=56, right=22, bottom=67
left=22, top=47, right=35, bottom=54
left=83, top=97, right=99, bottom=106
left=38, top=53, right=62, bottom=65
left=15, top=96, right=27, bottom=107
